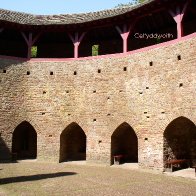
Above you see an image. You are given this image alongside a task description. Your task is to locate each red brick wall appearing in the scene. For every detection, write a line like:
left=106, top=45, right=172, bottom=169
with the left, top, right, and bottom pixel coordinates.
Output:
left=0, top=36, right=195, bottom=170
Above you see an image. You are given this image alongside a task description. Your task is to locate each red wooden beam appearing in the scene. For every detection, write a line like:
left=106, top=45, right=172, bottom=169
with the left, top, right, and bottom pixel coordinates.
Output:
left=169, top=1, right=191, bottom=39
left=68, top=32, right=86, bottom=58
left=116, top=20, right=137, bottom=53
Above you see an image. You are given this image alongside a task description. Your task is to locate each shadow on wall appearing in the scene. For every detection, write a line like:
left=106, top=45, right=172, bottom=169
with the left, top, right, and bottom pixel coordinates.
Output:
left=0, top=172, right=77, bottom=185
left=0, top=135, right=11, bottom=162
left=163, top=116, right=196, bottom=168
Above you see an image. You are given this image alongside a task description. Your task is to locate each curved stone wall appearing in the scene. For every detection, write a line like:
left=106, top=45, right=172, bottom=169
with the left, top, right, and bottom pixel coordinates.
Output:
left=0, top=36, right=195, bottom=170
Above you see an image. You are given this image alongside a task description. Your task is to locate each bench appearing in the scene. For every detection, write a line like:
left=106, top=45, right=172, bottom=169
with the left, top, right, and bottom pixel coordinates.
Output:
left=113, top=155, right=124, bottom=165
left=166, top=159, right=190, bottom=172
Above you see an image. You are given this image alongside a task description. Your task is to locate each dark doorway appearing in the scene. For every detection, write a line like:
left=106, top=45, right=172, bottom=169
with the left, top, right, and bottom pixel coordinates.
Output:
left=163, top=116, right=196, bottom=169
left=60, top=122, right=86, bottom=162
left=12, top=121, right=37, bottom=159
left=111, top=122, right=138, bottom=165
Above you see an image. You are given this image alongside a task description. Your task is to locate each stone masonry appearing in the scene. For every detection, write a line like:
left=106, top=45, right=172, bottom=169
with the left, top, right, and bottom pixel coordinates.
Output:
left=0, top=36, right=196, bottom=171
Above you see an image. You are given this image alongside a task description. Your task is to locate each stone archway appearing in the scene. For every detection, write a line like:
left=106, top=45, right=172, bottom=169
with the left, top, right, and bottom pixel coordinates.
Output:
left=59, top=122, right=86, bottom=162
left=111, top=122, right=138, bottom=165
left=12, top=121, right=37, bottom=159
left=163, top=116, right=196, bottom=168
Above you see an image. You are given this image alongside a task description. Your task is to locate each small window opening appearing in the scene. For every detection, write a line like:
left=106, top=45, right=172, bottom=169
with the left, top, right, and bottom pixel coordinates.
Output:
left=98, top=69, right=101, bottom=73
left=92, top=44, right=99, bottom=56
left=179, top=83, right=183, bottom=87
left=50, top=71, right=53, bottom=75
left=3, top=70, right=6, bottom=73
left=145, top=138, right=148, bottom=141
left=42, top=112, right=45, bottom=115
left=66, top=90, right=69, bottom=93
left=43, top=91, right=46, bottom=94
left=177, top=55, right=181, bottom=60
left=149, top=61, right=153, bottom=66
left=93, top=90, right=96, bottom=93
left=27, top=71, right=30, bottom=75
left=93, top=119, right=96, bottom=122
left=146, top=87, right=149, bottom=89
left=123, top=67, right=127, bottom=71
left=74, top=71, right=77, bottom=75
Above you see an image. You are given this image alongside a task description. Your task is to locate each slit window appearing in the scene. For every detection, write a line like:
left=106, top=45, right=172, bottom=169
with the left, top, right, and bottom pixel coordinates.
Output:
left=177, top=55, right=181, bottom=60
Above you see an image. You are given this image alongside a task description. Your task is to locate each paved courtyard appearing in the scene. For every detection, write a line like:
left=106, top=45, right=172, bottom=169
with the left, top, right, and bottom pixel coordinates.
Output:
left=0, top=162, right=196, bottom=196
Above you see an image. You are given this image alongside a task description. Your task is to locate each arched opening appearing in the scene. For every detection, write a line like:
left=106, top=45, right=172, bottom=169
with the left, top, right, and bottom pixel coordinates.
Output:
left=163, top=117, right=196, bottom=170
left=60, top=122, right=86, bottom=162
left=12, top=121, right=37, bottom=159
left=111, top=122, right=138, bottom=165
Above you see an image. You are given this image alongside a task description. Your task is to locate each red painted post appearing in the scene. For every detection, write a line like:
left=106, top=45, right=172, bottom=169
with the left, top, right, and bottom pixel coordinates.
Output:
left=116, top=22, right=136, bottom=53
left=21, top=32, right=42, bottom=59
left=68, top=32, right=86, bottom=58
left=169, top=2, right=190, bottom=39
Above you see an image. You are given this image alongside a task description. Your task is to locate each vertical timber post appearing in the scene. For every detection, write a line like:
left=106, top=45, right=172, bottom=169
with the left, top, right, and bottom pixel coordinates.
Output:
left=116, top=21, right=136, bottom=53
left=68, top=32, right=86, bottom=58
left=21, top=32, right=42, bottom=59
left=169, top=1, right=190, bottom=39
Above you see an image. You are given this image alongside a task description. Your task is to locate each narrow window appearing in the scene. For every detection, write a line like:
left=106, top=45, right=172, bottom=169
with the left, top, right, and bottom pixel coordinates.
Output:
left=98, top=69, right=101, bottom=73
left=149, top=61, right=153, bottom=66
left=74, top=71, right=77, bottom=75
left=179, top=83, right=183, bottom=87
left=177, top=55, right=181, bottom=60
left=123, top=67, right=127, bottom=71
left=50, top=71, right=53, bottom=75
left=3, top=70, right=6, bottom=73
left=27, top=71, right=30, bottom=75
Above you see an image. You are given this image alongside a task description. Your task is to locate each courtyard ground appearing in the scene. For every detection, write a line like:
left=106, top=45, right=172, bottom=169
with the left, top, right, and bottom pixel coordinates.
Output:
left=0, top=162, right=196, bottom=196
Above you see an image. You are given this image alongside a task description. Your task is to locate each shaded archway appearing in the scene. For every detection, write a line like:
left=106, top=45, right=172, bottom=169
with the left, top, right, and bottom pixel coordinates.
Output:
left=111, top=122, right=138, bottom=165
left=12, top=121, right=37, bottom=159
left=60, top=122, right=86, bottom=162
left=163, top=117, right=196, bottom=169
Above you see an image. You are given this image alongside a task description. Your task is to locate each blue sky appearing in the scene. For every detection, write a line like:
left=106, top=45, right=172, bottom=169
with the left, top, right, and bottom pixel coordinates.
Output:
left=0, top=0, right=134, bottom=15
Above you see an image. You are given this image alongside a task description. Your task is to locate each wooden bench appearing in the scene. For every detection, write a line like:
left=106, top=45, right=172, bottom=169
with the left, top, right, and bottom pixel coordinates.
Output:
left=113, top=155, right=124, bottom=165
left=166, top=159, right=190, bottom=172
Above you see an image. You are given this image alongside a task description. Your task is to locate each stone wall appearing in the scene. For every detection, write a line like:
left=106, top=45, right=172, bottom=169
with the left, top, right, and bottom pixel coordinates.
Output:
left=0, top=36, right=195, bottom=170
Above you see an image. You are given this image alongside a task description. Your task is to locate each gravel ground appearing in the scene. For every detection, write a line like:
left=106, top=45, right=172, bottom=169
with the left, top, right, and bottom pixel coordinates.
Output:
left=0, top=162, right=196, bottom=196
